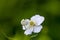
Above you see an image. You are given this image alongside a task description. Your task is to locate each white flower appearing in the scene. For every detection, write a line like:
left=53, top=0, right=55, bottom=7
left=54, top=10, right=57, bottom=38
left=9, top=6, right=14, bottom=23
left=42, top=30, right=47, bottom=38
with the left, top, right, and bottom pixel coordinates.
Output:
left=21, top=15, right=44, bottom=35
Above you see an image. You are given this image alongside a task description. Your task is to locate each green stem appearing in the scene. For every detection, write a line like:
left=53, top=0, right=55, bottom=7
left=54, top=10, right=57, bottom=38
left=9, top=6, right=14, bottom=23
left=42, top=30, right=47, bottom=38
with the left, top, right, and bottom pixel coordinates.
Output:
left=1, top=31, right=13, bottom=40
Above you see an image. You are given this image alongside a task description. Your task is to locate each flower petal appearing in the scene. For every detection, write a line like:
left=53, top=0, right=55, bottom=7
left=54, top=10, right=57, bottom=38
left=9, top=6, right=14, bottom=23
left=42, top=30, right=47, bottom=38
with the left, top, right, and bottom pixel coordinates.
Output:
left=22, top=26, right=26, bottom=30
left=21, top=19, right=30, bottom=25
left=24, top=27, right=33, bottom=35
left=31, top=15, right=44, bottom=25
left=33, top=25, right=42, bottom=33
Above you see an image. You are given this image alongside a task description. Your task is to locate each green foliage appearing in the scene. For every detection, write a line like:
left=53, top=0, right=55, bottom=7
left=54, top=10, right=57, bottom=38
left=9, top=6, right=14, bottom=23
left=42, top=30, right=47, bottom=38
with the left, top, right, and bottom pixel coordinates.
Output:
left=0, top=0, right=60, bottom=40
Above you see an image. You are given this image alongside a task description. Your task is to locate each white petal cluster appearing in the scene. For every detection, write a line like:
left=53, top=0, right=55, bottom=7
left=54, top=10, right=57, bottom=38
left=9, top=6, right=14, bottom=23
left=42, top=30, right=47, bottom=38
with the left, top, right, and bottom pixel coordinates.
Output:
left=21, top=15, right=44, bottom=35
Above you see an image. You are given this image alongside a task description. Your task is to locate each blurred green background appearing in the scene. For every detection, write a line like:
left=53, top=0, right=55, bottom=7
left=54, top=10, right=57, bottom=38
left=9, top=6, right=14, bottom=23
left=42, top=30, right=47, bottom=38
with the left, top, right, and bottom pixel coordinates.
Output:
left=0, top=0, right=60, bottom=40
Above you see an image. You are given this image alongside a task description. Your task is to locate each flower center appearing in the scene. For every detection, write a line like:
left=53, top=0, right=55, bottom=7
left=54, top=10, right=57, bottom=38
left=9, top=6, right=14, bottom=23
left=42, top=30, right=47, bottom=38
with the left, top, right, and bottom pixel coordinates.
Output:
left=30, top=21, right=35, bottom=26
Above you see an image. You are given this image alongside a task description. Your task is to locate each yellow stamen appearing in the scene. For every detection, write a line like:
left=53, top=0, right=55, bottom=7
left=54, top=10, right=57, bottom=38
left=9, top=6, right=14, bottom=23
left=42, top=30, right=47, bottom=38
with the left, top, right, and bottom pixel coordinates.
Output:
left=30, top=21, right=35, bottom=26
